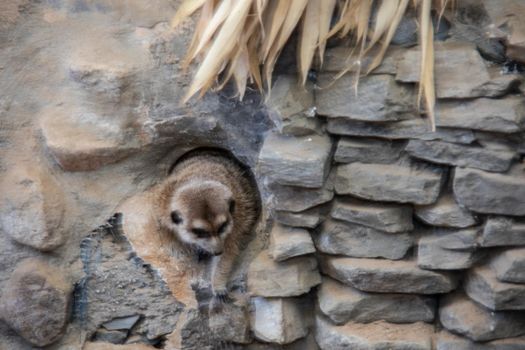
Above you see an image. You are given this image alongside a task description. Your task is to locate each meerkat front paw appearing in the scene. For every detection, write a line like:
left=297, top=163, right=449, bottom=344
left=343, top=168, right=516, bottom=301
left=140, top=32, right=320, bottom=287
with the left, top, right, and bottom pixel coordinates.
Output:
left=209, top=288, right=232, bottom=314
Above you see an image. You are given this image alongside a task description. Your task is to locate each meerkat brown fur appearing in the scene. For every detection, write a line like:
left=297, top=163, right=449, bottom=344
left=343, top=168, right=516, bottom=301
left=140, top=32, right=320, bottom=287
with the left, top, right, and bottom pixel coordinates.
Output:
left=156, top=150, right=259, bottom=303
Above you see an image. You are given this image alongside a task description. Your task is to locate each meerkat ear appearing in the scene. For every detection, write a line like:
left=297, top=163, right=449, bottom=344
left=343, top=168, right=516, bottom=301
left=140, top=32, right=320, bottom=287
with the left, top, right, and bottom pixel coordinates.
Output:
left=171, top=211, right=182, bottom=224
left=229, top=199, right=236, bottom=214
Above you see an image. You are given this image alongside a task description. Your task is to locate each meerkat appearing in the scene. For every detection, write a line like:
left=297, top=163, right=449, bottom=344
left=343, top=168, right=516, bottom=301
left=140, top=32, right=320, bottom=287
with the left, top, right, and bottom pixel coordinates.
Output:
left=156, top=149, right=259, bottom=308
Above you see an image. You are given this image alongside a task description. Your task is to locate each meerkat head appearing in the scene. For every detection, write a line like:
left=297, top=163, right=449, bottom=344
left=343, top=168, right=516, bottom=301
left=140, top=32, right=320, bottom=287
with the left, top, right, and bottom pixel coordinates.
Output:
left=164, top=180, right=235, bottom=257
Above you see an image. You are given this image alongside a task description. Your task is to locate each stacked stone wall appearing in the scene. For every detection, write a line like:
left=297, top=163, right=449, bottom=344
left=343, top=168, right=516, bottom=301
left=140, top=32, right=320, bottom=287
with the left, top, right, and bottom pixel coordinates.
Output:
left=252, top=40, right=525, bottom=349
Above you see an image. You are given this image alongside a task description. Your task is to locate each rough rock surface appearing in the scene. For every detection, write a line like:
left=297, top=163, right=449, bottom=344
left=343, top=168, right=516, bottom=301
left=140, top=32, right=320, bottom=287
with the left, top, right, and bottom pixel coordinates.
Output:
left=439, top=292, right=525, bottom=341
left=83, top=343, right=157, bottom=350
left=464, top=265, right=525, bottom=310
left=326, top=118, right=476, bottom=144
left=259, top=133, right=332, bottom=188
left=415, top=194, right=478, bottom=228
left=269, top=181, right=333, bottom=213
left=417, top=228, right=480, bottom=270
left=209, top=301, right=251, bottom=344
left=251, top=297, right=308, bottom=345
left=322, top=46, right=398, bottom=74
left=335, top=162, right=444, bottom=205
left=436, top=331, right=525, bottom=350
left=453, top=167, right=525, bottom=216
left=331, top=198, right=413, bottom=233
left=482, top=0, right=525, bottom=64
left=269, top=224, right=315, bottom=262
left=435, top=97, right=525, bottom=133
left=321, top=256, right=457, bottom=294
left=275, top=208, right=323, bottom=228
left=75, top=229, right=184, bottom=344
left=317, top=74, right=415, bottom=122
left=318, top=277, right=435, bottom=325
left=0, top=259, right=72, bottom=347
left=334, top=138, right=405, bottom=164
left=266, top=75, right=319, bottom=136
left=490, top=248, right=525, bottom=283
left=481, top=217, right=525, bottom=246
left=316, top=219, right=412, bottom=260
left=248, top=251, right=321, bottom=297
left=315, top=316, right=433, bottom=350
left=396, top=42, right=518, bottom=98
left=406, top=139, right=515, bottom=172
left=39, top=106, right=141, bottom=172
left=0, top=165, right=67, bottom=251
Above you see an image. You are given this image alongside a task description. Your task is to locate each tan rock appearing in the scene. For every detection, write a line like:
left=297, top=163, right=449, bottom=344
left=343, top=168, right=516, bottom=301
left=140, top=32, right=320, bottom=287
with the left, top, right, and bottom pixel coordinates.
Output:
left=83, top=342, right=156, bottom=350
left=251, top=297, right=308, bottom=344
left=483, top=0, right=525, bottom=64
left=40, top=106, right=141, bottom=172
left=315, top=316, right=433, bottom=350
left=248, top=250, right=321, bottom=297
left=0, top=259, right=72, bottom=347
left=0, top=165, right=67, bottom=251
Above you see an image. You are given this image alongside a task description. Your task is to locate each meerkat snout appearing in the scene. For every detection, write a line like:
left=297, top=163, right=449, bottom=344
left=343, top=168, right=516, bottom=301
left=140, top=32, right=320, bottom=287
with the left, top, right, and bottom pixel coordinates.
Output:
left=166, top=180, right=236, bottom=256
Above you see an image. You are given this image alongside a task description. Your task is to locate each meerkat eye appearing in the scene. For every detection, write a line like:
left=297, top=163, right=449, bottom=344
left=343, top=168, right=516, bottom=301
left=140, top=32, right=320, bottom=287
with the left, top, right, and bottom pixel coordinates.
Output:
left=192, top=228, right=209, bottom=237
left=171, top=211, right=182, bottom=224
left=229, top=199, right=236, bottom=214
left=217, top=220, right=229, bottom=234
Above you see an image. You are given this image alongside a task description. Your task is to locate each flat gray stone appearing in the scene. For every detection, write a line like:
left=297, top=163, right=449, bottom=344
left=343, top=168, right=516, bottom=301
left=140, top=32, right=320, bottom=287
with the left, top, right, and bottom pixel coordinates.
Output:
left=464, top=265, right=525, bottom=310
left=417, top=228, right=480, bottom=270
left=317, top=74, right=416, bottom=122
left=266, top=75, right=321, bottom=136
left=436, top=97, right=525, bottom=133
left=475, top=132, right=518, bottom=152
left=316, top=219, right=412, bottom=260
left=259, top=133, right=332, bottom=188
left=315, top=316, right=433, bottom=350
left=269, top=180, right=333, bottom=213
left=322, top=46, right=398, bottom=74
left=209, top=301, right=251, bottom=344
left=269, top=224, right=315, bottom=262
left=251, top=297, right=308, bottom=345
left=247, top=250, right=321, bottom=297
left=481, top=217, right=525, bottom=247
left=396, top=42, right=514, bottom=98
left=321, top=256, right=457, bottom=294
left=0, top=259, right=72, bottom=347
left=335, top=162, right=444, bottom=205
left=406, top=139, right=515, bottom=172
left=436, top=331, right=525, bottom=350
left=91, top=329, right=128, bottom=344
left=490, top=248, right=525, bottom=283
left=331, top=198, right=413, bottom=233
left=102, top=315, right=140, bottom=331
left=327, top=118, right=476, bottom=144
left=453, top=167, right=525, bottom=216
left=318, top=277, right=435, bottom=325
left=275, top=207, right=322, bottom=228
left=334, top=137, right=405, bottom=164
left=439, top=292, right=525, bottom=342
left=415, top=194, right=478, bottom=228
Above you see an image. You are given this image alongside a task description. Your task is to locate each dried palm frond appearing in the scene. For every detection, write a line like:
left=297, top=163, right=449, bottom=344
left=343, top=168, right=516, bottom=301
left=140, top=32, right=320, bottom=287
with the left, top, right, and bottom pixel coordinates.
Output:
left=173, top=0, right=454, bottom=129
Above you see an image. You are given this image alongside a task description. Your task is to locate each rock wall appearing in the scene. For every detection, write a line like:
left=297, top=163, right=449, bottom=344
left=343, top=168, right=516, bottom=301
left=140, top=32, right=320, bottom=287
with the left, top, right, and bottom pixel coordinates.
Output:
left=253, top=5, right=525, bottom=347
left=0, top=0, right=525, bottom=350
